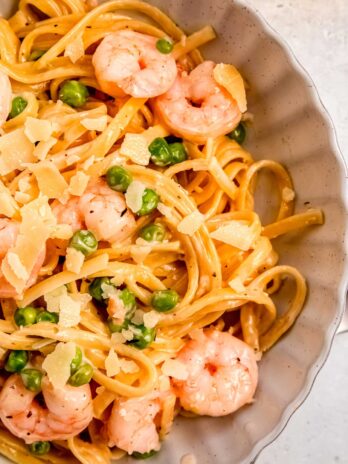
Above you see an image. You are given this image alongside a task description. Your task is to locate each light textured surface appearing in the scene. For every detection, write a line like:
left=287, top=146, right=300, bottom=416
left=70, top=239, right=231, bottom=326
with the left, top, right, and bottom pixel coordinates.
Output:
left=246, top=1, right=348, bottom=463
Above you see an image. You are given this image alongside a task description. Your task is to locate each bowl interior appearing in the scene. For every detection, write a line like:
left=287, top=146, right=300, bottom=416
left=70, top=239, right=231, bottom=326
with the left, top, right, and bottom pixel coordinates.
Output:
left=0, top=1, right=347, bottom=463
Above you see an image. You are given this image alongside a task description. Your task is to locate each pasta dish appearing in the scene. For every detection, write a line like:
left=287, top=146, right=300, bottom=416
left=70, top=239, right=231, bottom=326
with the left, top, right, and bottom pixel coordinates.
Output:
left=0, top=0, right=323, bottom=462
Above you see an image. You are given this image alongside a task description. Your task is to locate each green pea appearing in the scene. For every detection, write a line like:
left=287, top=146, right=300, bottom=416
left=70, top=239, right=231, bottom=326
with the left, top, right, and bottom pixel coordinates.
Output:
left=139, top=223, right=166, bottom=242
left=69, top=230, right=98, bottom=256
left=70, top=347, right=83, bottom=374
left=227, top=122, right=246, bottom=144
left=132, top=450, right=158, bottom=459
left=169, top=142, right=187, bottom=164
left=156, top=38, right=173, bottom=54
left=28, top=441, right=51, bottom=456
left=59, top=80, right=89, bottom=108
left=151, top=289, right=179, bottom=312
left=129, top=323, right=156, bottom=350
left=148, top=137, right=172, bottom=166
left=36, top=311, right=59, bottom=323
left=29, top=49, right=46, bottom=61
left=106, top=166, right=132, bottom=192
left=89, top=277, right=113, bottom=302
left=5, top=350, right=28, bottom=373
left=9, top=96, right=28, bottom=119
left=137, top=189, right=159, bottom=216
left=119, top=288, right=136, bottom=312
left=69, top=363, right=94, bottom=387
left=21, top=369, right=43, bottom=392
left=14, top=307, right=39, bottom=327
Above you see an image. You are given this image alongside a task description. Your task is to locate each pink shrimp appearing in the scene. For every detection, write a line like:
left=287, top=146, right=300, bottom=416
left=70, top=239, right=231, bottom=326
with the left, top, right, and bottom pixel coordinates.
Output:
left=0, top=70, right=12, bottom=127
left=0, top=218, right=45, bottom=298
left=107, top=394, right=161, bottom=455
left=0, top=374, right=93, bottom=444
left=52, top=178, right=135, bottom=243
left=171, top=329, right=258, bottom=416
left=155, top=61, right=241, bottom=143
left=92, top=30, right=177, bottom=98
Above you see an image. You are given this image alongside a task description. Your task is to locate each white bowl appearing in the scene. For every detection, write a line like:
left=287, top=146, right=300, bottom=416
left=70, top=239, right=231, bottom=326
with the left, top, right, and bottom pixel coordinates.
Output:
left=1, top=1, right=347, bottom=463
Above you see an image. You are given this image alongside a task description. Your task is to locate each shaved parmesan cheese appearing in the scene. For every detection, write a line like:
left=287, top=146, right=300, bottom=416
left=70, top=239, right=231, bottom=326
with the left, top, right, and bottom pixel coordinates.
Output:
left=228, top=277, right=246, bottom=293
left=282, top=187, right=295, bottom=202
left=81, top=115, right=108, bottom=132
left=105, top=348, right=120, bottom=377
left=1, top=197, right=56, bottom=294
left=131, top=309, right=144, bottom=325
left=50, top=224, right=73, bottom=240
left=101, top=282, right=118, bottom=299
left=181, top=454, right=197, bottom=464
left=143, top=311, right=161, bottom=329
left=7, top=252, right=29, bottom=280
left=121, top=328, right=134, bottom=341
left=58, top=293, right=81, bottom=327
left=120, top=358, right=139, bottom=374
left=130, top=244, right=152, bottom=264
left=81, top=155, right=95, bottom=171
left=210, top=221, right=256, bottom=251
left=42, top=341, right=76, bottom=388
left=33, top=137, right=57, bottom=161
left=68, top=171, right=89, bottom=196
left=161, top=359, right=188, bottom=380
left=24, top=117, right=54, bottom=143
left=177, top=210, right=204, bottom=236
left=70, top=292, right=92, bottom=310
left=44, top=286, right=67, bottom=313
left=120, top=133, right=151, bottom=166
left=213, top=63, right=247, bottom=113
left=125, top=180, right=146, bottom=213
left=65, top=247, right=85, bottom=273
left=30, top=161, right=68, bottom=199
left=18, top=177, right=30, bottom=193
left=0, top=180, right=18, bottom=218
left=111, top=332, right=126, bottom=345
left=64, top=34, right=85, bottom=63
left=110, top=275, right=124, bottom=287
left=0, top=128, right=35, bottom=175
left=108, top=294, right=127, bottom=322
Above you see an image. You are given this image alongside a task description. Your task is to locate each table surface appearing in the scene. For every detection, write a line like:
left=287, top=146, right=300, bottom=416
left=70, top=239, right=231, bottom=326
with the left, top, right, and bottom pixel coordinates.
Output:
left=245, top=1, right=348, bottom=463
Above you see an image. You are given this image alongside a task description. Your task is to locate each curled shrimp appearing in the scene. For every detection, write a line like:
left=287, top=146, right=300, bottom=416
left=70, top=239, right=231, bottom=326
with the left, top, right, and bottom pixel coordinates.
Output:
left=0, top=374, right=93, bottom=443
left=107, top=393, right=165, bottom=455
left=0, top=70, right=12, bottom=127
left=155, top=61, right=241, bottom=143
left=172, top=329, right=258, bottom=416
left=92, top=30, right=177, bottom=98
left=0, top=218, right=45, bottom=298
left=52, top=178, right=135, bottom=243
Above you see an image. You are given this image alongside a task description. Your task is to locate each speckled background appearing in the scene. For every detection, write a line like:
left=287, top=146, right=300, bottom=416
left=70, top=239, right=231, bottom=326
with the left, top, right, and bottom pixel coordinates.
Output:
left=248, top=1, right=348, bottom=463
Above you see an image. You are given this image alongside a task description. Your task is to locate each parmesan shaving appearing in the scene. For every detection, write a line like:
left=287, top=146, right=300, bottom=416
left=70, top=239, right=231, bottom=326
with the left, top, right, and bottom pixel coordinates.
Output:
left=14, top=192, right=31, bottom=205
left=64, top=34, right=85, bottom=63
left=33, top=137, right=57, bottom=161
left=1, top=197, right=56, bottom=294
left=111, top=332, right=126, bottom=345
left=7, top=252, right=29, bottom=280
left=30, top=161, right=69, bottom=199
left=68, top=171, right=90, bottom=196
left=105, top=348, right=120, bottom=377
left=101, top=282, right=118, bottom=299
left=282, top=187, right=295, bottom=202
left=177, top=210, right=204, bottom=236
left=81, top=115, right=108, bottom=132
left=130, top=244, right=152, bottom=264
left=143, top=311, right=161, bottom=329
left=120, top=133, right=151, bottom=166
left=58, top=293, right=82, bottom=327
left=44, top=286, right=67, bottom=313
left=210, top=221, right=256, bottom=251
left=0, top=180, right=18, bottom=218
left=125, top=180, right=146, bottom=213
left=65, top=247, right=85, bottom=274
left=121, top=329, right=134, bottom=341
left=161, top=359, right=189, bottom=380
left=213, top=63, right=247, bottom=113
left=24, top=117, right=54, bottom=143
left=42, top=342, right=76, bottom=388
left=120, top=358, right=139, bottom=374
left=50, top=224, right=73, bottom=240
left=0, top=128, right=35, bottom=175
left=110, top=275, right=124, bottom=287
left=131, top=309, right=144, bottom=325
